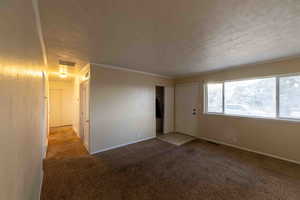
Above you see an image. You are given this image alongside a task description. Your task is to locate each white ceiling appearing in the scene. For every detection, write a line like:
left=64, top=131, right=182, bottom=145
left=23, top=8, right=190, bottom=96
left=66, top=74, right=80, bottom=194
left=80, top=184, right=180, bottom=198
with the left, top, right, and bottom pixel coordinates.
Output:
left=39, top=0, right=300, bottom=77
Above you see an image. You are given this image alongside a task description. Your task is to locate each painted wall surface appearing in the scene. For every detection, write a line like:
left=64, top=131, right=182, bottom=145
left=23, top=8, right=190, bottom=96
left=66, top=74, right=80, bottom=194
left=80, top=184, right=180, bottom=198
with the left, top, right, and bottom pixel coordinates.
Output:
left=0, top=67, right=45, bottom=200
left=90, top=65, right=174, bottom=153
left=43, top=73, right=49, bottom=158
left=0, top=0, right=46, bottom=199
left=175, top=58, right=300, bottom=163
left=49, top=80, right=75, bottom=127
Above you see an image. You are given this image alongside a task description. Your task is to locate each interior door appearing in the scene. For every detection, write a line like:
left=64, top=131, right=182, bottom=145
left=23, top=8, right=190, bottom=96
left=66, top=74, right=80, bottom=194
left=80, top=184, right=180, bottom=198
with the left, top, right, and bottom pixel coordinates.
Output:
left=80, top=81, right=90, bottom=150
left=49, top=89, right=62, bottom=127
left=175, top=83, right=199, bottom=136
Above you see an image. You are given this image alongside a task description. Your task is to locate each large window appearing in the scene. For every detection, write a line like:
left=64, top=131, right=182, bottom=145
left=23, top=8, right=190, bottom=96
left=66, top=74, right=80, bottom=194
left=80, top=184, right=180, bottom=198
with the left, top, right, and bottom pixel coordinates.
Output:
left=279, top=75, right=300, bottom=119
left=206, top=83, right=223, bottom=113
left=205, top=74, right=300, bottom=120
left=225, top=78, right=276, bottom=117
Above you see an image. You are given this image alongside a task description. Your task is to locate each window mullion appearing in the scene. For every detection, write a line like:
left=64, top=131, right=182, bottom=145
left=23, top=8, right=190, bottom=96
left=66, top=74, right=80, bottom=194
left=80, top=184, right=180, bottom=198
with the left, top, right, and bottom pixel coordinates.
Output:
left=222, top=82, right=225, bottom=114
left=204, top=83, right=207, bottom=113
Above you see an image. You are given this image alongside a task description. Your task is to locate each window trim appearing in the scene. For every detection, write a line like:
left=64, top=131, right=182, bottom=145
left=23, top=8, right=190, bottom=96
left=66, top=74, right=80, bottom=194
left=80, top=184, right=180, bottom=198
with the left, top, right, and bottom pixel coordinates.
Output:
left=204, top=73, right=300, bottom=122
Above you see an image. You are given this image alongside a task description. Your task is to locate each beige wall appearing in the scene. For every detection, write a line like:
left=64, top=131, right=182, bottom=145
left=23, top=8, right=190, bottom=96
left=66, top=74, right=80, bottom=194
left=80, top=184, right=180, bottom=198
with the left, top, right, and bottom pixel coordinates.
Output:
left=175, top=57, right=300, bottom=163
left=90, top=65, right=174, bottom=153
left=0, top=0, right=46, bottom=199
left=49, top=80, right=75, bottom=127
left=43, top=73, right=50, bottom=158
left=0, top=68, right=45, bottom=200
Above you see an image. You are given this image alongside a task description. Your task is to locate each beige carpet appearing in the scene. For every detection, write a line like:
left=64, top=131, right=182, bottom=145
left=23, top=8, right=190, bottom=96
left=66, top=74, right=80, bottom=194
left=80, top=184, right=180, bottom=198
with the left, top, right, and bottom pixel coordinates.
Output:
left=46, top=126, right=89, bottom=159
left=42, top=128, right=300, bottom=200
left=157, top=132, right=195, bottom=146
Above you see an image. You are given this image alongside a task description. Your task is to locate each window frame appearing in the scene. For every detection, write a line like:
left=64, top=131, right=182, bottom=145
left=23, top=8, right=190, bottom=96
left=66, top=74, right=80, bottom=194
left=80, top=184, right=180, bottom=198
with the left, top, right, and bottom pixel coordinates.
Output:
left=204, top=73, right=300, bottom=122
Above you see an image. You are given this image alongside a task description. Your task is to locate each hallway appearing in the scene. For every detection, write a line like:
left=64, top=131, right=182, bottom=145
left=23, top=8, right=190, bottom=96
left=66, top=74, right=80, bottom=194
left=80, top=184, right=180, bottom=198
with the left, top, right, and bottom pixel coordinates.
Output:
left=46, top=126, right=88, bottom=159
left=41, top=126, right=97, bottom=200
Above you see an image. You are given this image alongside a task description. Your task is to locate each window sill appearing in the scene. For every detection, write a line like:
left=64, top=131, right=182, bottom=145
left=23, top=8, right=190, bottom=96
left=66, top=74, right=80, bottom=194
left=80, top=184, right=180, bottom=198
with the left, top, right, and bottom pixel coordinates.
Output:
left=203, top=112, right=300, bottom=123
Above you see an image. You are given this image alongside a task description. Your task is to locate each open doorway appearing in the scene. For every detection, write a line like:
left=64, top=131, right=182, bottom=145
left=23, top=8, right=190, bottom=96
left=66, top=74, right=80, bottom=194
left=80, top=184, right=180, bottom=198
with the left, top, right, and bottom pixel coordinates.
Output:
left=156, top=86, right=165, bottom=136
left=46, top=65, right=91, bottom=159
left=46, top=77, right=89, bottom=159
left=49, top=79, right=74, bottom=129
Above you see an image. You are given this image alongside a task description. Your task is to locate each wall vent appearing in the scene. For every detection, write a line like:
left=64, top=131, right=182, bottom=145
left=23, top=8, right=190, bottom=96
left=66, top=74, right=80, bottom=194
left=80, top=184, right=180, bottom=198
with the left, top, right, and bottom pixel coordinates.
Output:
left=206, top=141, right=220, bottom=145
left=59, top=60, right=76, bottom=67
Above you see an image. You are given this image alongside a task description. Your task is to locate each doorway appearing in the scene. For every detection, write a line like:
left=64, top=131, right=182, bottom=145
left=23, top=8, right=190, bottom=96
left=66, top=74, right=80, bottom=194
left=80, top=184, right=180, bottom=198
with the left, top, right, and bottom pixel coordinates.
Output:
left=156, top=86, right=164, bottom=136
left=49, top=89, right=63, bottom=127
left=80, top=81, right=90, bottom=150
left=49, top=80, right=74, bottom=128
left=175, top=83, right=199, bottom=137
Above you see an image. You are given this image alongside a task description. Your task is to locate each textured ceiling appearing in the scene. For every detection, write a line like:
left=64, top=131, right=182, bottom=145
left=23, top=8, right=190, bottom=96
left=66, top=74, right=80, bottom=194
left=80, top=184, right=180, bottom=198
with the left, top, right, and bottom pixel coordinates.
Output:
left=39, top=0, right=300, bottom=77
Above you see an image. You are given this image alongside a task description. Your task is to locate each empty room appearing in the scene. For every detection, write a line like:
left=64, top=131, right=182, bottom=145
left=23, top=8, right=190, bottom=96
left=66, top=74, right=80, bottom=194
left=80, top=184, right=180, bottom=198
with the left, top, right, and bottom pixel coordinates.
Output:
left=1, top=0, right=300, bottom=200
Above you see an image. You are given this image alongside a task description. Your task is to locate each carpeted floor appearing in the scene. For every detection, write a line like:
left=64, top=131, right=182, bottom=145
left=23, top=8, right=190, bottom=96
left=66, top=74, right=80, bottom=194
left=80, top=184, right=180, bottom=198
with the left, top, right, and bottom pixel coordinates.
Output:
left=42, top=127, right=300, bottom=200
left=46, top=126, right=89, bottom=159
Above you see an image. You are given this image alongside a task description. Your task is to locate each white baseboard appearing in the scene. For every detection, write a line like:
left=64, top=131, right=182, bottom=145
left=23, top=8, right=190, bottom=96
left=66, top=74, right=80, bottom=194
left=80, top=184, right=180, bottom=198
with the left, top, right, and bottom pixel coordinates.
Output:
left=198, top=136, right=300, bottom=165
left=38, top=168, right=44, bottom=199
left=50, top=124, right=72, bottom=128
left=73, top=128, right=79, bottom=138
left=91, top=134, right=300, bottom=165
left=91, top=136, right=156, bottom=155
left=42, top=140, right=48, bottom=159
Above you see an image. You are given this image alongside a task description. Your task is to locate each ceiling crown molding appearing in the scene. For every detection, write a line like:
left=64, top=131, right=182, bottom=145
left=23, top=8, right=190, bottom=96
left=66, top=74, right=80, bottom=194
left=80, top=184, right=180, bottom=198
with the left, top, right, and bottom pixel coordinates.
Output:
left=32, top=0, right=48, bottom=67
left=91, top=63, right=174, bottom=79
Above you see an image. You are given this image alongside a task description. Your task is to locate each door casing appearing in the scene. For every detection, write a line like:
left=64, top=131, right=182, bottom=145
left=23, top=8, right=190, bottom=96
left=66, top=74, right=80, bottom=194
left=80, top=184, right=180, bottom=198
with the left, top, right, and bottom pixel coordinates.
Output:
left=80, top=81, right=90, bottom=151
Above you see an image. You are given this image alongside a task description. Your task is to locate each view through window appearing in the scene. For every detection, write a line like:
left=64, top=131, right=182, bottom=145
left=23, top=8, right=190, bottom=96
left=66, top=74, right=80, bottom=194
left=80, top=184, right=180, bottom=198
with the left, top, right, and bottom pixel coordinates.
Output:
left=205, top=74, right=300, bottom=120
left=279, top=75, right=300, bottom=119
left=206, top=83, right=223, bottom=113
left=224, top=78, right=276, bottom=117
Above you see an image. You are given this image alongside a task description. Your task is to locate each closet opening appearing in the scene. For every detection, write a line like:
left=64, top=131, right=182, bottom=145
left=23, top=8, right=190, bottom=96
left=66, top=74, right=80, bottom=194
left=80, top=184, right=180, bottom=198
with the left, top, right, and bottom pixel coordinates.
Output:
left=156, top=86, right=165, bottom=136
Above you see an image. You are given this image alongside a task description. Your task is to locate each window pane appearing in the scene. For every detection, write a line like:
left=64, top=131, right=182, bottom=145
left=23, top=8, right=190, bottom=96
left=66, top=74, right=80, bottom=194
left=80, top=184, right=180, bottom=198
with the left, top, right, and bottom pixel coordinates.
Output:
left=224, top=78, right=276, bottom=117
left=207, top=83, right=223, bottom=113
left=279, top=76, right=300, bottom=119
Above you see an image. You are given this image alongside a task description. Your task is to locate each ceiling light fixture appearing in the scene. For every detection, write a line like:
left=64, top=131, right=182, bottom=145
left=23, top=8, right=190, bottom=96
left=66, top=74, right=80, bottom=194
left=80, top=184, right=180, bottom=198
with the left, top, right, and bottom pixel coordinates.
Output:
left=59, top=65, right=68, bottom=78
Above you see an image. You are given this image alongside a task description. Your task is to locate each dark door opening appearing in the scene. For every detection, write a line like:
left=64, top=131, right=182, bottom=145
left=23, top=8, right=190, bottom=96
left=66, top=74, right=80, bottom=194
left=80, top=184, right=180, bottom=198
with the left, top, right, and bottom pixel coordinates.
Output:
left=156, top=86, right=164, bottom=136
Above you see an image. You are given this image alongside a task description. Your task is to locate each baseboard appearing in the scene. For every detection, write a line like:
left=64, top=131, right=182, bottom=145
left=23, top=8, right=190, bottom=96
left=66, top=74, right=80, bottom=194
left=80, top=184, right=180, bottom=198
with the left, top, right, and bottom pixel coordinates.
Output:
left=39, top=167, right=44, bottom=199
left=198, top=136, right=300, bottom=165
left=73, top=128, right=79, bottom=138
left=91, top=134, right=300, bottom=165
left=50, top=124, right=72, bottom=128
left=42, top=140, right=48, bottom=159
left=91, top=136, right=156, bottom=155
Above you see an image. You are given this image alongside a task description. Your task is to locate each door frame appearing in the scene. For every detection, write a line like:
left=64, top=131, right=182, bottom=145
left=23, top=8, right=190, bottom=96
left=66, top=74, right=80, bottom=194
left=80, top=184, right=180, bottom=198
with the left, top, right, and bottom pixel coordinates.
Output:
left=79, top=80, right=90, bottom=151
